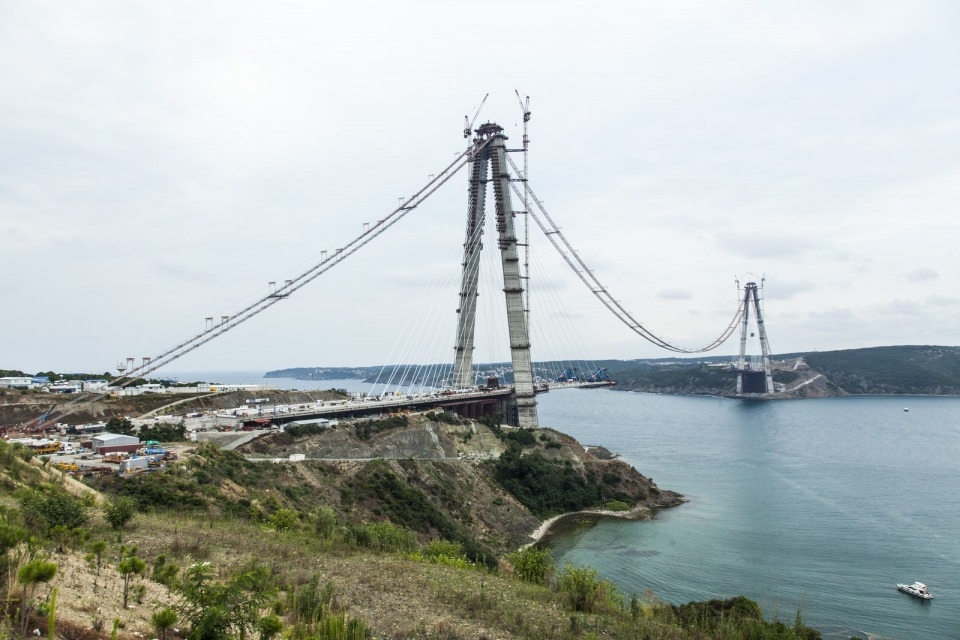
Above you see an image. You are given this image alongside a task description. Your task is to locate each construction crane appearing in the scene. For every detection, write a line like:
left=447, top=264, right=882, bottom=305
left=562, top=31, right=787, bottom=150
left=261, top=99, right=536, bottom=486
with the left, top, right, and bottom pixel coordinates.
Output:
left=463, top=93, right=489, bottom=138
left=586, top=368, right=609, bottom=383
left=27, top=404, right=57, bottom=433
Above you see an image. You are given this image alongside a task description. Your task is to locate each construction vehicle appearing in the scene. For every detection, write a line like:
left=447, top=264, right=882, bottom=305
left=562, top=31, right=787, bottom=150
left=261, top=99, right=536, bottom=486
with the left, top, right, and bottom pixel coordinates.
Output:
left=53, top=461, right=79, bottom=472
left=555, top=368, right=582, bottom=383
left=32, top=440, right=64, bottom=455
left=586, top=368, right=610, bottom=382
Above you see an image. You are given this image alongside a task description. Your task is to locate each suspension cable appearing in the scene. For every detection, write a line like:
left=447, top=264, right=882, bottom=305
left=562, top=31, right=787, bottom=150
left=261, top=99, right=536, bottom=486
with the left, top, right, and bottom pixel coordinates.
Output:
left=117, top=137, right=494, bottom=382
left=505, top=155, right=744, bottom=354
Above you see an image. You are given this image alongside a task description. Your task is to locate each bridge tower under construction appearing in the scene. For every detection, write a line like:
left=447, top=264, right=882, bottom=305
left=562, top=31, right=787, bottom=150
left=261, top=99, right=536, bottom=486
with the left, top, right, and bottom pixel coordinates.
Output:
left=452, top=122, right=537, bottom=427
left=735, top=281, right=774, bottom=395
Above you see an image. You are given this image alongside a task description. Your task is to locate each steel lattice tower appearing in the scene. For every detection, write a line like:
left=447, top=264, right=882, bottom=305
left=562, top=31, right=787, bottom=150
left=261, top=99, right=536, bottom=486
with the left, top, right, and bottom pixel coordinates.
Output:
left=453, top=123, right=537, bottom=427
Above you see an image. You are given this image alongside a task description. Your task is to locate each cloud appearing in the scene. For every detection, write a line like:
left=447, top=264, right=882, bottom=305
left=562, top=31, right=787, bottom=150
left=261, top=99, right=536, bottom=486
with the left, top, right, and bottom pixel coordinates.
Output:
left=905, top=268, right=938, bottom=282
left=2, top=2, right=959, bottom=371
left=926, top=295, right=960, bottom=307
left=715, top=232, right=829, bottom=259
left=762, top=280, right=816, bottom=300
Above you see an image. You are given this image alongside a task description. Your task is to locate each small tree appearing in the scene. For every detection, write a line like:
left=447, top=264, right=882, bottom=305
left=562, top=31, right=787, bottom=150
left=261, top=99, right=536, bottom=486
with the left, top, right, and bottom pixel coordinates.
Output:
left=0, top=518, right=26, bottom=582
left=178, top=562, right=275, bottom=640
left=152, top=555, right=180, bottom=592
left=118, top=548, right=146, bottom=608
left=152, top=607, right=178, bottom=640
left=17, top=558, right=57, bottom=635
left=47, top=587, right=57, bottom=640
left=103, top=496, right=137, bottom=539
left=105, top=416, right=135, bottom=435
left=86, top=540, right=107, bottom=577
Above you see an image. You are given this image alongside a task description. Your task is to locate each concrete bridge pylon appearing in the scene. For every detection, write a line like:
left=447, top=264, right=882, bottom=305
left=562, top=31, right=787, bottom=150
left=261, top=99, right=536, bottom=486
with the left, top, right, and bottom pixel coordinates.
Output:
left=452, top=123, right=537, bottom=427
left=735, top=280, right=774, bottom=395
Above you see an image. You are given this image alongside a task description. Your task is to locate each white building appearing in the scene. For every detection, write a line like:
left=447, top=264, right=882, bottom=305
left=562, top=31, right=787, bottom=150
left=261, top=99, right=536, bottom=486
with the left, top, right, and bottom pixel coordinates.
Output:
left=82, top=380, right=110, bottom=392
left=0, top=376, right=32, bottom=389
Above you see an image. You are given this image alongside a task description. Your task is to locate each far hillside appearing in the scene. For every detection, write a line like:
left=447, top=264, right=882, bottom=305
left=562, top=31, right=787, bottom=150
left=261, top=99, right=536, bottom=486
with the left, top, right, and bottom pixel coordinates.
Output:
left=263, top=345, right=960, bottom=398
left=800, top=345, right=960, bottom=395
left=600, top=345, right=960, bottom=397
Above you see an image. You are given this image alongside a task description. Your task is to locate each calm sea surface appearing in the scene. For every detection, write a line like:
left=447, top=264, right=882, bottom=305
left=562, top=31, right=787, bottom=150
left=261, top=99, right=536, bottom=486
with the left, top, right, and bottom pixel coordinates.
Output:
left=536, top=389, right=960, bottom=640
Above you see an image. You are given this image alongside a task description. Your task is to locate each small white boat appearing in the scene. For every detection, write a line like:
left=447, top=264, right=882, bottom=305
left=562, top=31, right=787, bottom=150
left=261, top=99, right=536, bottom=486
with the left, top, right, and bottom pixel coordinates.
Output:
left=897, top=581, right=933, bottom=600
left=903, top=407, right=910, bottom=412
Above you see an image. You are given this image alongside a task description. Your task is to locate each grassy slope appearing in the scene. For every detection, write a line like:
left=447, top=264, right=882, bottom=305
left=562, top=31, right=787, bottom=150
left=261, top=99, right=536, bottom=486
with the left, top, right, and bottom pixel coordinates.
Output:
left=0, top=430, right=821, bottom=640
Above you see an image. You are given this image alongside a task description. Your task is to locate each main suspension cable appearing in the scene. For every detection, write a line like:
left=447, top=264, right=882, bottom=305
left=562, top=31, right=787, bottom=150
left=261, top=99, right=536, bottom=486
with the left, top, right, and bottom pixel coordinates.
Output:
left=118, top=137, right=494, bottom=382
left=505, top=154, right=744, bottom=354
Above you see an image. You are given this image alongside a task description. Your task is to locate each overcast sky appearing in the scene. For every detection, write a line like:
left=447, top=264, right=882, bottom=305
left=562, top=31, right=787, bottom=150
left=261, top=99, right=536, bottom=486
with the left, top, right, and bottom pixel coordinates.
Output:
left=2, top=1, right=958, bottom=375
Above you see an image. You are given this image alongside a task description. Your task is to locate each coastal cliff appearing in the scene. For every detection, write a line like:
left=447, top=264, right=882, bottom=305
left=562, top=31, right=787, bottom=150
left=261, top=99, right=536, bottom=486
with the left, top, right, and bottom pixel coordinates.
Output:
left=237, top=413, right=683, bottom=555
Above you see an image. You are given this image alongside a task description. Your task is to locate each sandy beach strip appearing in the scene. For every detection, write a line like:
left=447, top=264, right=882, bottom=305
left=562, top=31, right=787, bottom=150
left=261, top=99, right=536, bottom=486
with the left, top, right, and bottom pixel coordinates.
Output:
left=523, top=505, right=653, bottom=548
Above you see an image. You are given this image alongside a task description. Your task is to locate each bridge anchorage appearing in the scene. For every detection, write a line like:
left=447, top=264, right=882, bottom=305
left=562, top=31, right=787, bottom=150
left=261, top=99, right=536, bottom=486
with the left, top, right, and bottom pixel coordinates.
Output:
left=733, top=281, right=774, bottom=396
left=453, top=122, right=537, bottom=428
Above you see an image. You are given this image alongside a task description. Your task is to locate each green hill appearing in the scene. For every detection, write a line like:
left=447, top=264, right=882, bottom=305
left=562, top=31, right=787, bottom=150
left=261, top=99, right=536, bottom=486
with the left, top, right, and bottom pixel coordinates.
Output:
left=596, top=345, right=960, bottom=397
left=800, top=345, right=960, bottom=395
left=0, top=421, right=822, bottom=640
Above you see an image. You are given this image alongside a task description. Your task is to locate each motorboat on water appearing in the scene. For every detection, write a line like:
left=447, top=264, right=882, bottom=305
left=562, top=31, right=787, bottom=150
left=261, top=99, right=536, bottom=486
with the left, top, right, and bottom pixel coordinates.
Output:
left=897, top=581, right=933, bottom=600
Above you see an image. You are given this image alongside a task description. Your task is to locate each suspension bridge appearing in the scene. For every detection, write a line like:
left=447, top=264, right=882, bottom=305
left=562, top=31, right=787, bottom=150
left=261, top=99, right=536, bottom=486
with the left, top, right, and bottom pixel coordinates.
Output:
left=99, top=104, right=775, bottom=427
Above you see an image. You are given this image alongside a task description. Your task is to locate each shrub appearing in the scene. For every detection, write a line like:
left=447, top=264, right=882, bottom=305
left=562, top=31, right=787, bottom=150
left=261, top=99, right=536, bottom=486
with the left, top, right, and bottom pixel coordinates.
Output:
left=285, top=424, right=326, bottom=438
left=507, top=546, right=554, bottom=585
left=415, top=540, right=473, bottom=569
left=268, top=508, right=300, bottom=532
left=603, top=500, right=631, bottom=512
left=425, top=410, right=463, bottom=425
left=555, top=564, right=621, bottom=614
left=350, top=522, right=417, bottom=554
left=16, top=487, right=89, bottom=533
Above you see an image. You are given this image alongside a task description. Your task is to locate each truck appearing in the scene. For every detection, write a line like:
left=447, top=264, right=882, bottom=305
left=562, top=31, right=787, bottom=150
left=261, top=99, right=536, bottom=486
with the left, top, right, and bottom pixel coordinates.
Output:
left=32, top=440, right=64, bottom=455
left=119, top=457, right=151, bottom=475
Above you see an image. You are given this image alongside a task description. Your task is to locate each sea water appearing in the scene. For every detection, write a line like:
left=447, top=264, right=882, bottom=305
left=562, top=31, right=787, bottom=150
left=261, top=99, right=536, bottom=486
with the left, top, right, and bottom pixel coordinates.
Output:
left=166, top=371, right=958, bottom=637
left=537, top=390, right=960, bottom=640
